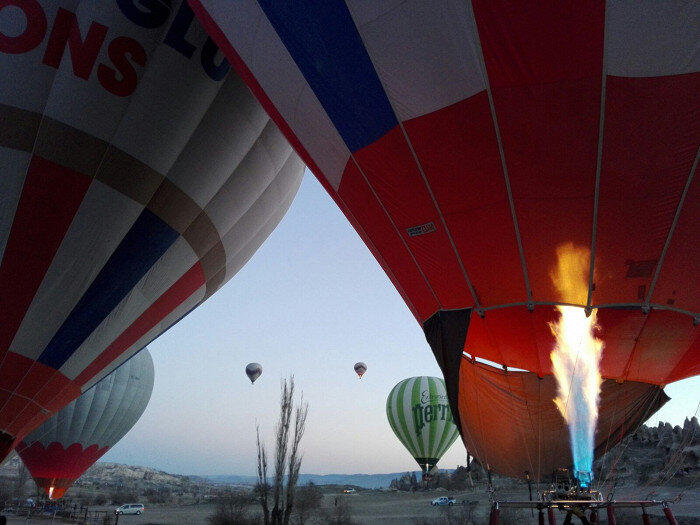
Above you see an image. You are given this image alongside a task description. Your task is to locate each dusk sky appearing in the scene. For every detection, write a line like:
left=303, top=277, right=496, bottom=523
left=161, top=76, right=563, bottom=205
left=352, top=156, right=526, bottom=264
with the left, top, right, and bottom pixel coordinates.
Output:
left=102, top=171, right=699, bottom=477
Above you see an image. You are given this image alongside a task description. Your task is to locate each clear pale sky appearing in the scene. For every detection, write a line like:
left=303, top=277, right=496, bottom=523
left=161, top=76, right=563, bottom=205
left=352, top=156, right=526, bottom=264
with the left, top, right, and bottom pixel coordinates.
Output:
left=101, top=171, right=699, bottom=476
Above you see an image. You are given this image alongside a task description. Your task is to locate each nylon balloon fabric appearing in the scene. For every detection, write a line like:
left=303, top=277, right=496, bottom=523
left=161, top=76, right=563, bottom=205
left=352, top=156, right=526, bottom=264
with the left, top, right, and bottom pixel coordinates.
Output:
left=0, top=0, right=304, bottom=461
left=189, top=1, right=698, bottom=479
left=189, top=0, right=698, bottom=382
left=15, top=349, right=154, bottom=500
left=456, top=359, right=669, bottom=481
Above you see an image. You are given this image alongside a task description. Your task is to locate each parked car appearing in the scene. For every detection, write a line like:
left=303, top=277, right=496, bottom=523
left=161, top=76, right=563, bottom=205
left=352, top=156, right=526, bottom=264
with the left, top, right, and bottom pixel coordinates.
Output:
left=115, top=503, right=144, bottom=515
left=431, top=496, right=455, bottom=506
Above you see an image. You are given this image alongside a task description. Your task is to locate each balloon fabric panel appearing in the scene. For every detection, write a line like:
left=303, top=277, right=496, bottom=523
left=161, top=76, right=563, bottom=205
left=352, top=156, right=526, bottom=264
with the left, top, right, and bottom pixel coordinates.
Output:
left=189, top=0, right=699, bottom=383
left=0, top=0, right=304, bottom=462
left=456, top=359, right=669, bottom=481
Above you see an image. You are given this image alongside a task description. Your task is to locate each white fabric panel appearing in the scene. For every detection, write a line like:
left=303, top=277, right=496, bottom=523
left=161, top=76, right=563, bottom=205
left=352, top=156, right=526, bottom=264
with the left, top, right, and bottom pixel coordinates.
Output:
left=71, top=383, right=107, bottom=445
left=89, top=350, right=153, bottom=448
left=401, top=377, right=421, bottom=457
left=166, top=72, right=269, bottom=209
left=111, top=15, right=223, bottom=175
left=10, top=180, right=143, bottom=360
left=348, top=0, right=486, bottom=121
left=0, top=1, right=72, bottom=114
left=203, top=121, right=291, bottom=237
left=26, top=350, right=153, bottom=449
left=80, top=288, right=202, bottom=392
left=0, top=148, right=30, bottom=265
left=83, top=372, right=127, bottom=447
left=198, top=0, right=349, bottom=190
left=60, top=237, right=198, bottom=380
left=606, top=1, right=700, bottom=77
left=42, top=2, right=170, bottom=144
left=83, top=351, right=153, bottom=448
left=221, top=154, right=304, bottom=282
left=100, top=352, right=154, bottom=446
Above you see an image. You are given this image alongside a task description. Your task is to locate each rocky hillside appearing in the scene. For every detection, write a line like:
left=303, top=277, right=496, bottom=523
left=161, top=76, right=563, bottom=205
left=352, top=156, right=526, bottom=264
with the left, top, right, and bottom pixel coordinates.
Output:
left=593, top=416, right=698, bottom=486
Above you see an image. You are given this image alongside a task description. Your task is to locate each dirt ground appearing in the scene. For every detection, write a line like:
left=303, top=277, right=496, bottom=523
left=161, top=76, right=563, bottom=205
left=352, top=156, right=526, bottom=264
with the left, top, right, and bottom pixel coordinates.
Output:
left=2, top=485, right=697, bottom=524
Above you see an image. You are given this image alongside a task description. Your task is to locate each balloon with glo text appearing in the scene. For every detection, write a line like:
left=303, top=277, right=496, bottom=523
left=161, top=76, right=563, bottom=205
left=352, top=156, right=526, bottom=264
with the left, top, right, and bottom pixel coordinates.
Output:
left=0, top=0, right=304, bottom=463
left=193, top=1, right=699, bottom=479
left=246, top=363, right=263, bottom=384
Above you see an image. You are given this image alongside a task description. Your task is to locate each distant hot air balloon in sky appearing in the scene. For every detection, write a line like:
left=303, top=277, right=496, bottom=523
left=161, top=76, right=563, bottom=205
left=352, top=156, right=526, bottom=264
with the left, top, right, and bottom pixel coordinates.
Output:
left=190, top=1, right=699, bottom=479
left=354, top=362, right=367, bottom=379
left=0, top=0, right=304, bottom=461
left=386, top=377, right=460, bottom=475
left=16, top=349, right=154, bottom=500
left=246, top=363, right=263, bottom=384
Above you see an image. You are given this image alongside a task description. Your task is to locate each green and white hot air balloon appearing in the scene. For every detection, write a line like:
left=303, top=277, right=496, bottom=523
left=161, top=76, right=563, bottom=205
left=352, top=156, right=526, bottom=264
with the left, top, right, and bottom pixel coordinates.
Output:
left=386, top=377, right=460, bottom=475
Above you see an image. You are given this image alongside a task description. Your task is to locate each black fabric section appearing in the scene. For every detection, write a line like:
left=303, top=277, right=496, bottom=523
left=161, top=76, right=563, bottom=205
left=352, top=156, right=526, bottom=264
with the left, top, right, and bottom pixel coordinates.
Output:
left=423, top=308, right=471, bottom=444
left=593, top=385, right=670, bottom=460
left=0, top=431, right=14, bottom=463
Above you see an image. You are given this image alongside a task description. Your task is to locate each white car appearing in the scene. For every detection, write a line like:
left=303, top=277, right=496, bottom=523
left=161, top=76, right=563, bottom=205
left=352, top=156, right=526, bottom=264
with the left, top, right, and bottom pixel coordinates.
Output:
left=115, top=503, right=144, bottom=515
left=431, top=496, right=455, bottom=506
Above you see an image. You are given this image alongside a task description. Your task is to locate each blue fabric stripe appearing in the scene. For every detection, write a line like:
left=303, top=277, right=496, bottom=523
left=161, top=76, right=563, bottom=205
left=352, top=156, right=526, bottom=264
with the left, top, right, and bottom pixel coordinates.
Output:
left=257, top=0, right=397, bottom=152
left=39, top=209, right=180, bottom=370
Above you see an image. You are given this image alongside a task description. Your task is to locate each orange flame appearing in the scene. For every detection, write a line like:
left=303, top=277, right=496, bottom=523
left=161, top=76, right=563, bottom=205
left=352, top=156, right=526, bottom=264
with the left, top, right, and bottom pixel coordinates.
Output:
left=549, top=243, right=603, bottom=478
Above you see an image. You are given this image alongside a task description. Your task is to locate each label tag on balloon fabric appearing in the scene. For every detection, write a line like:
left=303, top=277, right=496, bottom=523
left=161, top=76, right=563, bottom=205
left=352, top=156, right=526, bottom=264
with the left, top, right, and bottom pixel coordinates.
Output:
left=406, top=222, right=436, bottom=237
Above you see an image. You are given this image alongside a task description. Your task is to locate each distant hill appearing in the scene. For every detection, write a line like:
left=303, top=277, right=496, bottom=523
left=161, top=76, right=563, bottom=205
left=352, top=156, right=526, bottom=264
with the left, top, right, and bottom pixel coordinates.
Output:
left=2, top=418, right=696, bottom=492
left=199, top=472, right=426, bottom=489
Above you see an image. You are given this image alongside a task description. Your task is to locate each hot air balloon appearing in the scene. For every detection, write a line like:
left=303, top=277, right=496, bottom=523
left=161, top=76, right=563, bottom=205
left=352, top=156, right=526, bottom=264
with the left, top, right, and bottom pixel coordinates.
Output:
left=354, top=362, right=367, bottom=379
left=15, top=349, right=154, bottom=500
left=0, top=1, right=304, bottom=461
left=189, top=2, right=698, bottom=479
left=386, top=377, right=460, bottom=475
left=246, top=362, right=263, bottom=384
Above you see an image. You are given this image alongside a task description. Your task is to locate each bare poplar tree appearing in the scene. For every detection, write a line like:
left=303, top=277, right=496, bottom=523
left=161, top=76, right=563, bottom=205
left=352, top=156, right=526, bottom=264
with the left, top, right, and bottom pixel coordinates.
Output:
left=256, top=377, right=308, bottom=525
left=256, top=426, right=270, bottom=525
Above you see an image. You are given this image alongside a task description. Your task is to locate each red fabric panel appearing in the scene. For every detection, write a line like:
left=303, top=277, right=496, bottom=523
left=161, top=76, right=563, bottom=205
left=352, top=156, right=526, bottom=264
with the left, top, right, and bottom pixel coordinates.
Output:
left=0, top=395, right=30, bottom=435
left=464, top=307, right=694, bottom=385
left=665, top=338, right=700, bottom=386
left=404, top=93, right=527, bottom=307
left=17, top=441, right=109, bottom=499
left=337, top=159, right=440, bottom=320
left=473, top=1, right=604, bottom=305
left=0, top=352, right=81, bottom=460
left=466, top=307, right=556, bottom=376
left=457, top=359, right=667, bottom=480
left=495, top=77, right=600, bottom=304
left=650, top=165, right=700, bottom=313
left=594, top=309, right=647, bottom=380
left=353, top=127, right=473, bottom=310
left=0, top=156, right=91, bottom=355
left=75, top=262, right=206, bottom=387
left=595, top=74, right=700, bottom=310
left=622, top=310, right=698, bottom=385
left=471, top=1, right=604, bottom=88
left=36, top=372, right=81, bottom=413
left=15, top=361, right=55, bottom=399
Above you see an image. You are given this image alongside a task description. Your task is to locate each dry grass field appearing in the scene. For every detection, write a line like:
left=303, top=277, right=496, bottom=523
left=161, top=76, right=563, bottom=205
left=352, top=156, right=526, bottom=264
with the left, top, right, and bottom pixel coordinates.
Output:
left=3, top=484, right=697, bottom=524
